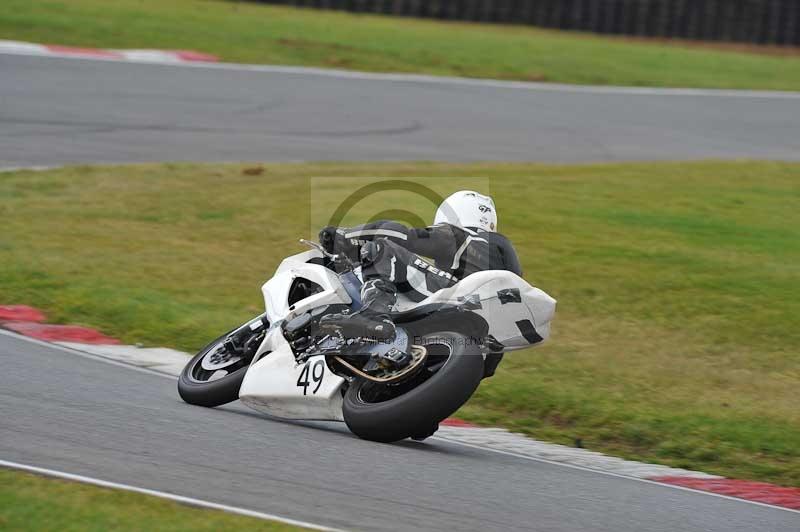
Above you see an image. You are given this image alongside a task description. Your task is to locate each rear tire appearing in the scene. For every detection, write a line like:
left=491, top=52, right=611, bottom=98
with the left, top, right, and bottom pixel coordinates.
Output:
left=342, top=331, right=484, bottom=443
left=178, top=331, right=248, bottom=407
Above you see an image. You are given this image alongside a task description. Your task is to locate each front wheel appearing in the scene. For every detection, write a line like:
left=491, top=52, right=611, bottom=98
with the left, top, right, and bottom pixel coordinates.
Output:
left=178, top=331, right=251, bottom=407
left=342, top=331, right=484, bottom=443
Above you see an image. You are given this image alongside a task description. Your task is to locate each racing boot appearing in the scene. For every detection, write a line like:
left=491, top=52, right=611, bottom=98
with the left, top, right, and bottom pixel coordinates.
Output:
left=319, top=278, right=397, bottom=341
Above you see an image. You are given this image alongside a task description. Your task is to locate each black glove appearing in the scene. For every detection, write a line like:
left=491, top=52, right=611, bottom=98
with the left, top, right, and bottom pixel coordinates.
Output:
left=319, top=226, right=341, bottom=254
left=320, top=226, right=361, bottom=262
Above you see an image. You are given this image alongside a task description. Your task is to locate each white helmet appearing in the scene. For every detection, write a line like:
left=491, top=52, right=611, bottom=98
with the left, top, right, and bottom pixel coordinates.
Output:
left=434, top=190, right=497, bottom=232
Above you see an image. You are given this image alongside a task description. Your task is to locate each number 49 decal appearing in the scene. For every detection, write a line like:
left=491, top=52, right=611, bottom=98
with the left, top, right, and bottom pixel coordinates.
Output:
left=296, top=359, right=325, bottom=395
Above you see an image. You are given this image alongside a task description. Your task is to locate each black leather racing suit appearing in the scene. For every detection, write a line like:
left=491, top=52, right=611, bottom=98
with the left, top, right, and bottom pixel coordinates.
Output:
left=320, top=220, right=521, bottom=376
left=326, top=220, right=522, bottom=302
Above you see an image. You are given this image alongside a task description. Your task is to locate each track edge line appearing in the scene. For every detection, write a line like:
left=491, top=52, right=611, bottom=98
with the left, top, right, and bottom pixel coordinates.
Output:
left=0, top=459, right=348, bottom=532
left=433, top=437, right=800, bottom=515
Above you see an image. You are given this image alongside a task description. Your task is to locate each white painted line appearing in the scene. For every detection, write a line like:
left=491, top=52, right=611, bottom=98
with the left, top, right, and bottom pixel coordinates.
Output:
left=0, top=459, right=347, bottom=532
left=55, top=341, right=190, bottom=375
left=435, top=425, right=721, bottom=479
left=0, top=165, right=61, bottom=173
left=2, top=46, right=799, bottom=100
left=433, top=436, right=800, bottom=515
left=6, top=328, right=799, bottom=514
left=115, top=50, right=188, bottom=62
left=0, top=329, right=175, bottom=380
left=0, top=40, right=47, bottom=54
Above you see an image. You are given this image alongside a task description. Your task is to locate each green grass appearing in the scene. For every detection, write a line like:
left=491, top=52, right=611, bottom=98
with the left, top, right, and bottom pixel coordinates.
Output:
left=1, top=161, right=799, bottom=487
left=2, top=0, right=800, bottom=90
left=0, top=468, right=306, bottom=531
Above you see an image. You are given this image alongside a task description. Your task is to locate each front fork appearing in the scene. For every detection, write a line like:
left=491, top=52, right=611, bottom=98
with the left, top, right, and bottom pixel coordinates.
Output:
left=224, top=313, right=270, bottom=355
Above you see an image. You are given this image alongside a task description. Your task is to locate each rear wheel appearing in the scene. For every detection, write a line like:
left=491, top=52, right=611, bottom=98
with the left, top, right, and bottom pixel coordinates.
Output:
left=178, top=331, right=252, bottom=407
left=342, top=331, right=484, bottom=443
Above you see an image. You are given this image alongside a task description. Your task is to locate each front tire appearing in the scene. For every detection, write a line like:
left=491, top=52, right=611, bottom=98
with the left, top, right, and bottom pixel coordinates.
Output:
left=178, top=331, right=249, bottom=407
left=342, top=331, right=484, bottom=443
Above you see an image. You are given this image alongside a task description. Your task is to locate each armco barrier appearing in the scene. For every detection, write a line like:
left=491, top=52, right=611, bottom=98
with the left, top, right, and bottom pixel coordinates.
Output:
left=255, top=0, right=800, bottom=46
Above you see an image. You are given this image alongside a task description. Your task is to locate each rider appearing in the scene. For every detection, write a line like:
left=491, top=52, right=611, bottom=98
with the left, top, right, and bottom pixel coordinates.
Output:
left=317, top=191, right=522, bottom=351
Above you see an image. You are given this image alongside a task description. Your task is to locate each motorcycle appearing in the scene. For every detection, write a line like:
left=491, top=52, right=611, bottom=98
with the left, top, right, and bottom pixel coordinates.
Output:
left=178, top=239, right=556, bottom=442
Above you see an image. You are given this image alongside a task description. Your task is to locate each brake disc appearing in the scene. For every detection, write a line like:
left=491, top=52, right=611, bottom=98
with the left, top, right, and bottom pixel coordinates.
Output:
left=201, top=343, right=244, bottom=371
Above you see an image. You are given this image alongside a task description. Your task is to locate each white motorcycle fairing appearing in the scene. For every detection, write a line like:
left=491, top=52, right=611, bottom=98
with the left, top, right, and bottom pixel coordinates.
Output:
left=260, top=250, right=353, bottom=324
left=239, top=251, right=351, bottom=421
left=239, top=348, right=346, bottom=421
left=395, top=270, right=556, bottom=350
left=238, top=249, right=556, bottom=422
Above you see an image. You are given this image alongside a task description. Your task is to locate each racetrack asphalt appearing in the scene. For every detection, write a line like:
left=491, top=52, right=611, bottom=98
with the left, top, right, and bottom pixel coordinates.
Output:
left=2, top=51, right=800, bottom=531
left=2, top=53, right=800, bottom=166
left=2, top=333, right=798, bottom=531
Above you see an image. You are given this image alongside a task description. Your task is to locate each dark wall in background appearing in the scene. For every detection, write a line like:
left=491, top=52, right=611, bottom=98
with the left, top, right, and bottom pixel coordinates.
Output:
left=255, top=0, right=800, bottom=45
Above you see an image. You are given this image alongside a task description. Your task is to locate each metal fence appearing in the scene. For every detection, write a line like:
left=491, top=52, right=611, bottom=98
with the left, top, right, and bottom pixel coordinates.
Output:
left=255, top=0, right=800, bottom=45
